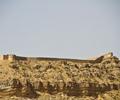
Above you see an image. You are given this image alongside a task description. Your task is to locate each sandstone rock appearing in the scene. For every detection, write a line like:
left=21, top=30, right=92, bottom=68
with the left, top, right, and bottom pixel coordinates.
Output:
left=11, top=79, right=22, bottom=89
left=21, top=80, right=37, bottom=98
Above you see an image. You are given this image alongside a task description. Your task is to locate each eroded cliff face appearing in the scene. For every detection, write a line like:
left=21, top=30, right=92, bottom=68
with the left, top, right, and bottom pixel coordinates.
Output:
left=0, top=53, right=120, bottom=100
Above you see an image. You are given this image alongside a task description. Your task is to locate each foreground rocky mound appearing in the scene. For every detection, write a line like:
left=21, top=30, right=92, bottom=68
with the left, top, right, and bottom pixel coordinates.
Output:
left=0, top=52, right=120, bottom=100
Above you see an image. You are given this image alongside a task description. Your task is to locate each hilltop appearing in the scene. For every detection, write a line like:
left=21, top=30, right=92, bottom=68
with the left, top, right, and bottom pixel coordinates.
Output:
left=0, top=52, right=120, bottom=100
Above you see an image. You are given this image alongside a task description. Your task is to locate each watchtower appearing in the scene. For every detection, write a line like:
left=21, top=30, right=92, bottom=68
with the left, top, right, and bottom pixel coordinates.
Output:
left=0, top=54, right=16, bottom=61
left=8, top=54, right=16, bottom=61
left=0, top=55, right=8, bottom=60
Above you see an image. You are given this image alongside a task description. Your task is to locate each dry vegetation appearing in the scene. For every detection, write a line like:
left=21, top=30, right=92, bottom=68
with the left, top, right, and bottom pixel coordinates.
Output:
left=0, top=52, right=120, bottom=100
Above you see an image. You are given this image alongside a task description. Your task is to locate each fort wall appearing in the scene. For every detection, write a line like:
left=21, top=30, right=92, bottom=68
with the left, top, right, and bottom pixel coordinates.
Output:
left=0, top=52, right=114, bottom=63
left=0, top=54, right=95, bottom=63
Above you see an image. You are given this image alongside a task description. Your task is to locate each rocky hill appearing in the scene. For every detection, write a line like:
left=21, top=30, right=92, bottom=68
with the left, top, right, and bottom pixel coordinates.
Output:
left=0, top=52, right=120, bottom=100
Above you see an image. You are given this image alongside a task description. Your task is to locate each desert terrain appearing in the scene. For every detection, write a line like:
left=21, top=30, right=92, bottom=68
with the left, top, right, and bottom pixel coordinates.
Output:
left=0, top=52, right=120, bottom=100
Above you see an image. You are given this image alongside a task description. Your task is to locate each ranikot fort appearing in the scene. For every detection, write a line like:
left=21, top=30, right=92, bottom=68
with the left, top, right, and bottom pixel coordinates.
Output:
left=0, top=52, right=120, bottom=100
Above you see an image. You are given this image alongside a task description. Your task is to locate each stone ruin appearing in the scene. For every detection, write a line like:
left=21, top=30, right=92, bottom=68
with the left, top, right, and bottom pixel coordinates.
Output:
left=0, top=54, right=16, bottom=61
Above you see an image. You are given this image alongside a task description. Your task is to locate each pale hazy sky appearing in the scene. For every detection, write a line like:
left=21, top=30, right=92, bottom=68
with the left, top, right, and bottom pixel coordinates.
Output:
left=0, top=0, right=120, bottom=59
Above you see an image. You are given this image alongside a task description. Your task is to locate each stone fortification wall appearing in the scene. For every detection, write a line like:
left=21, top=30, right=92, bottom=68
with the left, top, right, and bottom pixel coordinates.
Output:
left=0, top=52, right=113, bottom=63
left=14, top=52, right=114, bottom=63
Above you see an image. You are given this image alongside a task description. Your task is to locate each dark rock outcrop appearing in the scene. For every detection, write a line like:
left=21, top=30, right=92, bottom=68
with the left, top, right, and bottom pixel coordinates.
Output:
left=21, top=80, right=38, bottom=98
